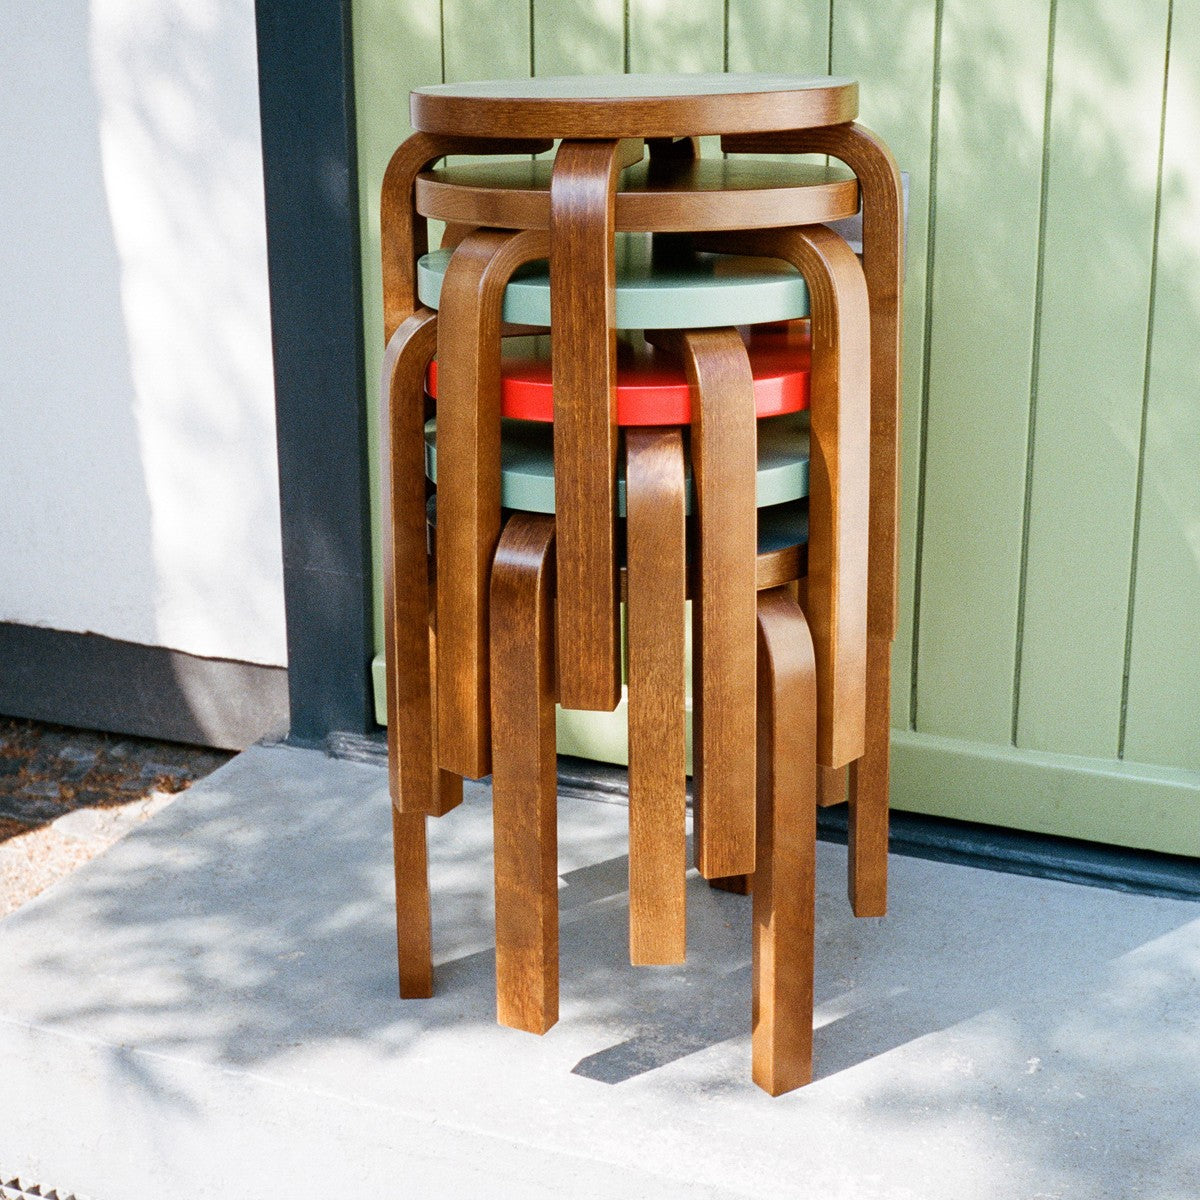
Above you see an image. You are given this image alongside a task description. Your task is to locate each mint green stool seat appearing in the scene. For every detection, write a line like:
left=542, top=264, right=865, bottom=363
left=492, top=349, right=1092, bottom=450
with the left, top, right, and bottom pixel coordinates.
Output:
left=416, top=232, right=812, bottom=330
left=424, top=411, right=810, bottom=515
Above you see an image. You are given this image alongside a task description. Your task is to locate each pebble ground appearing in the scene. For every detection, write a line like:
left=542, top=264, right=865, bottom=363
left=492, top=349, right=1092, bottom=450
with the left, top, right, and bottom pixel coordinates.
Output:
left=0, top=716, right=231, bottom=917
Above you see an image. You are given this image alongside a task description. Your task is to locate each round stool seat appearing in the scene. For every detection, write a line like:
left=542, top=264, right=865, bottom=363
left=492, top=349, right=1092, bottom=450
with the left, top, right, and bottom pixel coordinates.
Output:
left=416, top=232, right=811, bottom=329
left=424, top=410, right=810, bottom=515
left=416, top=157, right=859, bottom=233
left=426, top=330, right=810, bottom=425
left=410, top=72, right=858, bottom=139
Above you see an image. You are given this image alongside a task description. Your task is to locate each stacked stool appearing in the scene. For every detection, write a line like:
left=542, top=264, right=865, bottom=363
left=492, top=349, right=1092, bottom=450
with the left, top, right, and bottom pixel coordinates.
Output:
left=379, top=74, right=903, bottom=1095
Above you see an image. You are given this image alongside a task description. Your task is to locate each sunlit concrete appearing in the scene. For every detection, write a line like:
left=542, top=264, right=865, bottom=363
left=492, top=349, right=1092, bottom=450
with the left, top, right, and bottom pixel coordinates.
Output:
left=0, top=744, right=1196, bottom=1199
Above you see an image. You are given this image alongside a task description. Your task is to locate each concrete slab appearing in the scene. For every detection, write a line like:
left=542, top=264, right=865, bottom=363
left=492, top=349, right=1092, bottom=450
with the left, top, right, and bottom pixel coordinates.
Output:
left=1, top=744, right=1197, bottom=1199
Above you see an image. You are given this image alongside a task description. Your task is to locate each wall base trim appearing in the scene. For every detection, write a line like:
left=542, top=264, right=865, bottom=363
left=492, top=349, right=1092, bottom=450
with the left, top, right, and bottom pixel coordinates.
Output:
left=0, top=623, right=289, bottom=750
left=892, top=729, right=1200, bottom=858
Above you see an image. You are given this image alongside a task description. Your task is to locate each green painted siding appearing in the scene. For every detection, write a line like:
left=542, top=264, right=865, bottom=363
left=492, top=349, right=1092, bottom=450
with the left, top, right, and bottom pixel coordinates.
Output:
left=352, top=0, right=1200, bottom=855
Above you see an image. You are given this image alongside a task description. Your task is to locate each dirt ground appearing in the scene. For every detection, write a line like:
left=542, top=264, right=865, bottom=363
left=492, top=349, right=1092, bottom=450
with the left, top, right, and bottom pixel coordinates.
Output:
left=0, top=716, right=231, bottom=918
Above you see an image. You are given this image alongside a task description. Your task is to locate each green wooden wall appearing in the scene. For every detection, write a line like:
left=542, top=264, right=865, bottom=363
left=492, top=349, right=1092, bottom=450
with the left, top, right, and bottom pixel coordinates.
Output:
left=352, top=0, right=1200, bottom=856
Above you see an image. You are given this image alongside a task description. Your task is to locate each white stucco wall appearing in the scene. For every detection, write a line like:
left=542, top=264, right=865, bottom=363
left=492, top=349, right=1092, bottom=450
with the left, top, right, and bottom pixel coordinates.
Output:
left=0, top=0, right=285, bottom=667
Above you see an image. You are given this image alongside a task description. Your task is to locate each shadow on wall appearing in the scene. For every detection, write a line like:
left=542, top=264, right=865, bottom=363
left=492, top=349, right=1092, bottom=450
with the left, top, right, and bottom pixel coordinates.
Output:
left=0, top=1, right=284, bottom=678
left=0, top=2, right=156, bottom=643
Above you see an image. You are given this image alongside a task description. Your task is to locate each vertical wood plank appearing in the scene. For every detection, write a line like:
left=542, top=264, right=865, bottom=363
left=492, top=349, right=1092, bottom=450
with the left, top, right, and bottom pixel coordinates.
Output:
left=491, top=514, right=560, bottom=1034
left=627, top=0, right=724, bottom=73
left=1016, top=0, right=1171, bottom=756
left=832, top=0, right=938, bottom=730
left=443, top=0, right=531, bottom=82
left=533, top=0, right=625, bottom=74
left=915, top=0, right=1051, bottom=742
left=726, top=0, right=830, bottom=75
left=1123, top=0, right=1200, bottom=771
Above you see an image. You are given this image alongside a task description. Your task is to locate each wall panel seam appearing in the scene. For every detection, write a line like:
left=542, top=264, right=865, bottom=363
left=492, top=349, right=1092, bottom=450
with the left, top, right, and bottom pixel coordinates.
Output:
left=908, top=0, right=946, bottom=730
left=1118, top=0, right=1175, bottom=761
left=1010, top=0, right=1059, bottom=747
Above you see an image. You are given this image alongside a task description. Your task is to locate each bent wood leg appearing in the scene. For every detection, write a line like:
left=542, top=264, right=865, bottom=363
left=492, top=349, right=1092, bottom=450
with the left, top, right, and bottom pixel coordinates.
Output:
left=849, top=635, right=892, bottom=915
left=723, top=123, right=902, bottom=913
left=753, top=588, right=818, bottom=1096
left=649, top=328, right=758, bottom=880
left=490, top=514, right=559, bottom=1034
left=382, top=308, right=459, bottom=817
left=434, top=228, right=550, bottom=780
left=550, top=138, right=624, bottom=713
left=380, top=132, right=551, bottom=341
left=819, top=765, right=848, bottom=808
left=697, top=227, right=870, bottom=772
left=393, top=807, right=433, bottom=998
left=625, top=427, right=688, bottom=965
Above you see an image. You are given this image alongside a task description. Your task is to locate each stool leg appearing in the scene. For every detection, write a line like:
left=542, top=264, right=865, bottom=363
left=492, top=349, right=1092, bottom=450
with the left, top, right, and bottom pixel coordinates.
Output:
left=753, top=588, right=818, bottom=1096
left=674, top=328, right=759, bottom=881
left=435, top=228, right=550, bottom=780
left=625, top=427, right=688, bottom=965
left=849, top=635, right=891, bottom=915
left=719, top=124, right=903, bottom=915
left=380, top=132, right=551, bottom=341
left=550, top=138, right=624, bottom=713
left=819, top=765, right=848, bottom=807
left=695, top=227, right=870, bottom=773
left=490, top=514, right=559, bottom=1034
left=382, top=308, right=459, bottom=816
left=392, top=806, right=434, bottom=998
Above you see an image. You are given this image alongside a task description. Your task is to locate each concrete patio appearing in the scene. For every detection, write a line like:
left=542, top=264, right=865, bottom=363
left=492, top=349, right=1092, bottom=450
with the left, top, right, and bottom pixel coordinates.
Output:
left=0, top=743, right=1196, bottom=1199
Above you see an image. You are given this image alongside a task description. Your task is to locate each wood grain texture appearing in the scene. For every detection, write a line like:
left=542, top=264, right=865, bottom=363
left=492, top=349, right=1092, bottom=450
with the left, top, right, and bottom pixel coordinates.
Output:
left=721, top=124, right=903, bottom=643
left=434, top=228, right=550, bottom=780
left=818, top=765, right=848, bottom=808
left=671, top=328, right=759, bottom=880
left=415, top=157, right=860, bottom=233
left=849, top=634, right=891, bottom=915
left=380, top=132, right=552, bottom=343
left=410, top=74, right=858, bottom=139
left=625, top=427, right=688, bottom=965
left=753, top=587, right=817, bottom=1095
left=381, top=308, right=460, bottom=817
left=550, top=138, right=623, bottom=712
left=698, top=227, right=869, bottom=770
left=392, top=806, right=433, bottom=999
left=490, top=514, right=560, bottom=1034
left=723, top=123, right=901, bottom=911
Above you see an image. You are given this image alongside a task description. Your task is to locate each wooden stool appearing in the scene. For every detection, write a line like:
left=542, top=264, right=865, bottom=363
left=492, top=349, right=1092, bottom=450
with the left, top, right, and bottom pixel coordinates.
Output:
left=720, top=124, right=904, bottom=917
left=407, top=73, right=859, bottom=717
left=417, top=230, right=868, bottom=881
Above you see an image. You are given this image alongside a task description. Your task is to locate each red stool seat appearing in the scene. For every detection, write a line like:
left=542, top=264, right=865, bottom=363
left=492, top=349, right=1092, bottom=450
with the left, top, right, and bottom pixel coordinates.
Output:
left=427, top=327, right=811, bottom=426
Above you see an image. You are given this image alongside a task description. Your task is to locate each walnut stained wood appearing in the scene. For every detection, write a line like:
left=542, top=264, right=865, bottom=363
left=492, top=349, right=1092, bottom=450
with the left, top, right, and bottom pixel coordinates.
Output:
left=752, top=588, right=818, bottom=1095
left=434, top=228, right=550, bottom=780
left=625, top=427, right=688, bottom=965
left=380, top=133, right=551, bottom=342
left=653, top=328, right=759, bottom=880
left=698, top=227, right=870, bottom=770
left=490, top=514, right=559, bottom=1034
left=415, top=157, right=860, bottom=233
left=381, top=307, right=461, bottom=817
left=392, top=807, right=433, bottom=999
left=410, top=73, right=858, bottom=140
left=550, top=139, right=623, bottom=713
left=724, top=123, right=903, bottom=916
